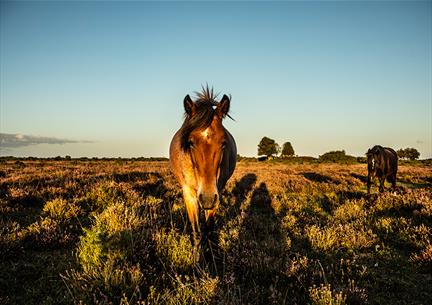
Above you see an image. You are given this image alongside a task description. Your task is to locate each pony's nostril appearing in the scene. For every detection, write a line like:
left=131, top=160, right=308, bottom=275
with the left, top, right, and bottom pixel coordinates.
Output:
left=198, top=193, right=218, bottom=209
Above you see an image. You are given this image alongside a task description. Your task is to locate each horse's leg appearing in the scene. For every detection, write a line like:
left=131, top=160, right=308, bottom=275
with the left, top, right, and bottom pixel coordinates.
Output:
left=367, top=173, right=372, bottom=194
left=204, top=207, right=218, bottom=232
left=391, top=174, right=397, bottom=189
left=183, top=186, right=200, bottom=246
left=379, top=177, right=385, bottom=193
left=203, top=207, right=219, bottom=271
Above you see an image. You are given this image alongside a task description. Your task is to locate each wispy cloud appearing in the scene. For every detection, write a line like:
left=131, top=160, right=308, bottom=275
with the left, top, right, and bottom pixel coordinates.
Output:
left=0, top=133, right=93, bottom=148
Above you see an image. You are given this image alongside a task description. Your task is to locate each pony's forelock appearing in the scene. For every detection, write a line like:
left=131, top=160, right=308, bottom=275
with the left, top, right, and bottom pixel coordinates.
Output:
left=179, top=86, right=233, bottom=151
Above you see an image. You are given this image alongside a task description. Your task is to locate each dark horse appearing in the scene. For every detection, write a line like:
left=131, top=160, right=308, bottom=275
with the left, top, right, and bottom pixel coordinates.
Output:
left=366, top=145, right=398, bottom=194
left=169, top=87, right=237, bottom=245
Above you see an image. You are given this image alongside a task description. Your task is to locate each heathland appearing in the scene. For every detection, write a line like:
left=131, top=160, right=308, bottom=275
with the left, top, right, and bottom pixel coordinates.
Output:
left=0, top=159, right=431, bottom=304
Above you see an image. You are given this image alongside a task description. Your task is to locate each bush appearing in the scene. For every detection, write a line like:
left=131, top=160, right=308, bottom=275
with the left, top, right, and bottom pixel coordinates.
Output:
left=319, top=150, right=357, bottom=163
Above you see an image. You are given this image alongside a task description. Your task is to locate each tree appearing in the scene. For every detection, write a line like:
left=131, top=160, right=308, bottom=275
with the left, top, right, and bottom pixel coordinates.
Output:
left=406, top=148, right=420, bottom=160
left=281, top=142, right=295, bottom=157
left=396, top=149, right=406, bottom=160
left=258, top=136, right=279, bottom=157
left=398, top=147, right=420, bottom=160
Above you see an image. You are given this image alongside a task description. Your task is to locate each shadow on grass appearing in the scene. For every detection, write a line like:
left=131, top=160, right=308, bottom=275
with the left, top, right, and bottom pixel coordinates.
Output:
left=202, top=174, right=258, bottom=274
left=350, top=173, right=368, bottom=183
left=302, top=172, right=335, bottom=183
left=226, top=173, right=257, bottom=220
left=212, top=182, right=298, bottom=304
left=113, top=171, right=162, bottom=183
left=398, top=180, right=432, bottom=190
left=0, top=188, right=45, bottom=231
left=133, top=177, right=168, bottom=198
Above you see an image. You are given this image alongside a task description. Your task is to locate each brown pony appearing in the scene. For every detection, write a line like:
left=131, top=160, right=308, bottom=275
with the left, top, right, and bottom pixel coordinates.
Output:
left=169, top=87, right=237, bottom=243
left=366, top=145, right=398, bottom=194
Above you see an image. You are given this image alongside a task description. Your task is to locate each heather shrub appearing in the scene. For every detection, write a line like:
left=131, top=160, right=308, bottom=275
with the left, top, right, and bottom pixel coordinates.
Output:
left=147, top=273, right=218, bottom=305
left=24, top=217, right=71, bottom=249
left=65, top=199, right=151, bottom=303
left=410, top=244, right=432, bottom=270
left=306, top=223, right=378, bottom=253
left=155, top=229, right=194, bottom=273
left=309, top=283, right=346, bottom=305
left=43, top=198, right=81, bottom=221
left=79, top=181, right=141, bottom=213
left=77, top=203, right=144, bottom=272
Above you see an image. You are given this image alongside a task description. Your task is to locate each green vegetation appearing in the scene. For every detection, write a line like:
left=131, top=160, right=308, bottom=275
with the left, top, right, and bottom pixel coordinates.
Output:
left=257, top=136, right=280, bottom=157
left=319, top=150, right=358, bottom=163
left=281, top=142, right=295, bottom=158
left=397, top=147, right=421, bottom=160
left=0, top=160, right=431, bottom=304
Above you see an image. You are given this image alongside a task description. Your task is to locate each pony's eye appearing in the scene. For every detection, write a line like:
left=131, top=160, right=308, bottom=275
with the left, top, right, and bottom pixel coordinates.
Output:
left=188, top=139, right=194, bottom=148
left=221, top=141, right=227, bottom=149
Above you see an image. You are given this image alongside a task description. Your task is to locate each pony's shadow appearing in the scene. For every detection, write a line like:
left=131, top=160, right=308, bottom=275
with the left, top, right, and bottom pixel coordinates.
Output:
left=226, top=173, right=258, bottom=219
left=212, top=182, right=290, bottom=303
left=208, top=173, right=257, bottom=242
left=202, top=173, right=257, bottom=270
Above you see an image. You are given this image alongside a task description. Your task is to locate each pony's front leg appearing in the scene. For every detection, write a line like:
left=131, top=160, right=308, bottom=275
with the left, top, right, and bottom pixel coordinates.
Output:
left=204, top=205, right=218, bottom=233
left=367, top=174, right=372, bottom=194
left=379, top=177, right=385, bottom=193
left=390, top=174, right=397, bottom=190
left=183, top=187, right=201, bottom=247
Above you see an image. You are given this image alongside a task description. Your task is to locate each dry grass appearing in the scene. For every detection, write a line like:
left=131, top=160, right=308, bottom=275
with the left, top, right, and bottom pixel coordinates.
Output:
left=0, top=159, right=431, bottom=304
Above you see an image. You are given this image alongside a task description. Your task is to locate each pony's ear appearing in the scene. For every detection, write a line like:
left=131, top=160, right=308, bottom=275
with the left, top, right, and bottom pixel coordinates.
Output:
left=184, top=95, right=195, bottom=116
left=217, top=94, right=230, bottom=118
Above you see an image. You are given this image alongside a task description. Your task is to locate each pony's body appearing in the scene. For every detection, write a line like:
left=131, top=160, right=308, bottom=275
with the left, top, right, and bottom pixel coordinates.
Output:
left=169, top=87, right=236, bottom=242
left=366, top=145, right=398, bottom=193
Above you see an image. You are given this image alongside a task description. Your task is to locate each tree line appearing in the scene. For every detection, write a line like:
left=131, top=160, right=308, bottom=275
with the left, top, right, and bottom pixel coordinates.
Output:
left=257, top=136, right=421, bottom=160
left=258, top=137, right=295, bottom=158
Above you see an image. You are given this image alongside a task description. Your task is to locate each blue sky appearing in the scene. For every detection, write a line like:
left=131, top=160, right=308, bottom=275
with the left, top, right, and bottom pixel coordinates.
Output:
left=1, top=1, right=431, bottom=158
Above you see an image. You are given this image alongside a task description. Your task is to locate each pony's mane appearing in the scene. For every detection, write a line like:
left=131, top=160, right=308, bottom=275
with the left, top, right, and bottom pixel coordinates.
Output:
left=179, top=86, right=220, bottom=151
left=366, top=145, right=384, bottom=155
left=194, top=86, right=219, bottom=105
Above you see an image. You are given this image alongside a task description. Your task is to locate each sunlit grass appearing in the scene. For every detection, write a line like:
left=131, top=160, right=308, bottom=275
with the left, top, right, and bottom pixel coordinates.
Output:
left=0, top=159, right=431, bottom=304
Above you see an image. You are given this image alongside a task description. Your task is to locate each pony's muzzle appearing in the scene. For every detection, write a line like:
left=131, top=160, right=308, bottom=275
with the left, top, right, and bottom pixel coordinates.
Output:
left=198, top=192, right=218, bottom=210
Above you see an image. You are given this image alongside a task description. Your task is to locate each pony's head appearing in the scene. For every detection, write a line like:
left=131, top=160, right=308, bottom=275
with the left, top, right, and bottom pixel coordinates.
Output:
left=179, top=87, right=231, bottom=213
left=366, top=145, right=384, bottom=173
